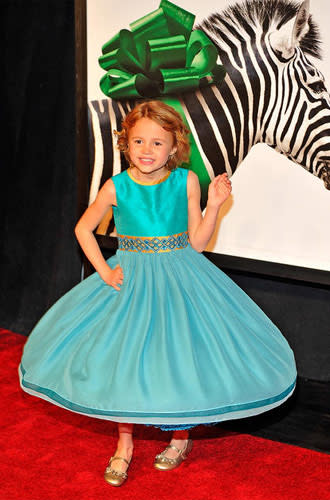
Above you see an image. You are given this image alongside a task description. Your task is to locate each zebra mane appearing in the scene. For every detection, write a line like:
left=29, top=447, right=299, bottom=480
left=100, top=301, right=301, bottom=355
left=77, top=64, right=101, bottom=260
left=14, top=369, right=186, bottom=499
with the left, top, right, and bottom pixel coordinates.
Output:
left=200, top=0, right=322, bottom=59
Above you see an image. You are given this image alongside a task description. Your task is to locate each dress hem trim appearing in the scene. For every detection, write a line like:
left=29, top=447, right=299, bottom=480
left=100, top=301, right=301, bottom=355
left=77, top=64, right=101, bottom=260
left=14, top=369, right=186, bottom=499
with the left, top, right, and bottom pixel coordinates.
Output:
left=19, top=364, right=296, bottom=425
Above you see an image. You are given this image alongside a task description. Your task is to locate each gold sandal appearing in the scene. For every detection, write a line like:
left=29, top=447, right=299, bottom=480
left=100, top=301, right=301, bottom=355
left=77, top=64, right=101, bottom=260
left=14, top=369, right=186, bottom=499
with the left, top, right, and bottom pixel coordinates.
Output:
left=104, top=456, right=131, bottom=486
left=154, top=439, right=193, bottom=471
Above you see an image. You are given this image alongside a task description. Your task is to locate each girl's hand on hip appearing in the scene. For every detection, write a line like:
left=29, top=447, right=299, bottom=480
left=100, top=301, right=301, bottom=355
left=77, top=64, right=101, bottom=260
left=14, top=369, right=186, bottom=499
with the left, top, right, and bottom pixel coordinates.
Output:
left=101, top=265, right=124, bottom=290
left=207, top=173, right=232, bottom=208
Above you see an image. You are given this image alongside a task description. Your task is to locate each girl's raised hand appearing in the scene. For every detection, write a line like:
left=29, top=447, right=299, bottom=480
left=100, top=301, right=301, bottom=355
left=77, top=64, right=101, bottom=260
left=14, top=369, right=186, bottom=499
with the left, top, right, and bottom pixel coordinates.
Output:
left=101, top=264, right=124, bottom=291
left=207, top=173, right=232, bottom=208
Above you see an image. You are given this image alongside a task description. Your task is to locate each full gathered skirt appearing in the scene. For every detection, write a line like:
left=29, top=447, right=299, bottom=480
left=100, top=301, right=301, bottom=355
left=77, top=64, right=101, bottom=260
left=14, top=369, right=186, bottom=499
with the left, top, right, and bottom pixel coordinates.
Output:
left=20, top=245, right=296, bottom=428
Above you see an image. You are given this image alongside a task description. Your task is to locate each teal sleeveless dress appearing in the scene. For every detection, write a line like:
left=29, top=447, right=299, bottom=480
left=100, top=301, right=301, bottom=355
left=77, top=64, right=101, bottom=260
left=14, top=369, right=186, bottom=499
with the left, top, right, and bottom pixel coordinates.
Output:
left=19, top=168, right=296, bottom=430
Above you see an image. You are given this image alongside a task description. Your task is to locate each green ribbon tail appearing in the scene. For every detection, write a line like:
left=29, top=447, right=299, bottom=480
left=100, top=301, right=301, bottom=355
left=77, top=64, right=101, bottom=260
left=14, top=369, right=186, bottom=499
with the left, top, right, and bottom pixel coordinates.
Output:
left=158, top=96, right=211, bottom=207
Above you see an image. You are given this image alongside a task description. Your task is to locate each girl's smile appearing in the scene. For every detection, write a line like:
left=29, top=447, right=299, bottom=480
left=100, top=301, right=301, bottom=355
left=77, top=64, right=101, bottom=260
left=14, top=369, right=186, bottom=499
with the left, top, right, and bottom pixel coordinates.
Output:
left=128, top=117, right=176, bottom=182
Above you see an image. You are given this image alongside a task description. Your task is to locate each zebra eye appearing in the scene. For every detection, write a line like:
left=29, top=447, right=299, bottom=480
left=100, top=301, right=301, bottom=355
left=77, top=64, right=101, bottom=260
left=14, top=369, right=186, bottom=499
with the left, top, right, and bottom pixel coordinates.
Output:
left=309, top=81, right=326, bottom=94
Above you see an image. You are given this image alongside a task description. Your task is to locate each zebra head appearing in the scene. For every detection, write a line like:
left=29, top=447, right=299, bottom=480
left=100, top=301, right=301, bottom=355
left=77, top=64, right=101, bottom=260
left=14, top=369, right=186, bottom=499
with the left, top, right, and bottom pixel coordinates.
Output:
left=200, top=0, right=330, bottom=189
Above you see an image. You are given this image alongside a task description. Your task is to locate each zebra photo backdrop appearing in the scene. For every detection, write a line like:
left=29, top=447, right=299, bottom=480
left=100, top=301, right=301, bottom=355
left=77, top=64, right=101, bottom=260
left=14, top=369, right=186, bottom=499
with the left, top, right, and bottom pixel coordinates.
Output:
left=87, top=0, right=330, bottom=272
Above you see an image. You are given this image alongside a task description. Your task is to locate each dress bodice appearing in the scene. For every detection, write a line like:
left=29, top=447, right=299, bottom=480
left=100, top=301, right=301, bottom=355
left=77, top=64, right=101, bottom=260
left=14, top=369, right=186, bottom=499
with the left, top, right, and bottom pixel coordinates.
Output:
left=112, top=168, right=188, bottom=237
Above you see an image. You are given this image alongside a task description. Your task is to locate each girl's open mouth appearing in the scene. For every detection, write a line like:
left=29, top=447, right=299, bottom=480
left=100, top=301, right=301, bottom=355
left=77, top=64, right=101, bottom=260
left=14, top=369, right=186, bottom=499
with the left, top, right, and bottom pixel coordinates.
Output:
left=139, top=158, right=154, bottom=165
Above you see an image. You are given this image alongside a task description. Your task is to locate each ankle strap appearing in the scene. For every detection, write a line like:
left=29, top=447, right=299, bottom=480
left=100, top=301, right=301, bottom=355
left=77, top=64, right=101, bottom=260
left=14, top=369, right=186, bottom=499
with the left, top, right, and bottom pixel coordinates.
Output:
left=166, top=444, right=183, bottom=455
left=110, top=456, right=130, bottom=465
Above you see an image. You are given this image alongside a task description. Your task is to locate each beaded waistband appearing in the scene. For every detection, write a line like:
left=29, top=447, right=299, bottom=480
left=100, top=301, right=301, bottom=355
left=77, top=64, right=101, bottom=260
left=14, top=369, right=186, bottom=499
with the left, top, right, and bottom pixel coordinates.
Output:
left=117, top=232, right=188, bottom=253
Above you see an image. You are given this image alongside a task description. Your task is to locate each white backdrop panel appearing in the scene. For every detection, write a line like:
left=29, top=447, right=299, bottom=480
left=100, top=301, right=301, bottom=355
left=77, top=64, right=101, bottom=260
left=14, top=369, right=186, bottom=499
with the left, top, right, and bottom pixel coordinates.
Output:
left=87, top=0, right=330, bottom=271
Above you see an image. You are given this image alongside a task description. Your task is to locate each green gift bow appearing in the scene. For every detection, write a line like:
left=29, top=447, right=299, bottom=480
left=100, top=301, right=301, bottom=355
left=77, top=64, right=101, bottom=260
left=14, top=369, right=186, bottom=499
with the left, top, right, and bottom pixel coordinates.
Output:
left=99, top=0, right=226, bottom=99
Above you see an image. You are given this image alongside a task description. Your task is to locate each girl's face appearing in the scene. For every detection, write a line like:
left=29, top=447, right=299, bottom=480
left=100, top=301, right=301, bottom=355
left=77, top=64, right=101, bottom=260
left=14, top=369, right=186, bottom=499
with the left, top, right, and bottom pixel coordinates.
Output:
left=128, top=117, right=176, bottom=180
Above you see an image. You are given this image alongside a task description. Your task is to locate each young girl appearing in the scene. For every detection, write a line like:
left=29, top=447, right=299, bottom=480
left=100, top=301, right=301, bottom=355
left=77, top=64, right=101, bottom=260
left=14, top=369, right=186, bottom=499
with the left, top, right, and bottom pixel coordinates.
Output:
left=19, top=100, right=296, bottom=487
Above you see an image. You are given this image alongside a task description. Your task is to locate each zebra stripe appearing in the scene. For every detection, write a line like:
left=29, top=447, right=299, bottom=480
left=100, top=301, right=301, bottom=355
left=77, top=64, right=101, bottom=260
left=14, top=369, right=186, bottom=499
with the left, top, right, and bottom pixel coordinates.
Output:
left=88, top=99, right=134, bottom=206
left=178, top=97, right=214, bottom=180
left=195, top=89, right=233, bottom=177
left=108, top=100, right=122, bottom=179
left=88, top=101, right=107, bottom=205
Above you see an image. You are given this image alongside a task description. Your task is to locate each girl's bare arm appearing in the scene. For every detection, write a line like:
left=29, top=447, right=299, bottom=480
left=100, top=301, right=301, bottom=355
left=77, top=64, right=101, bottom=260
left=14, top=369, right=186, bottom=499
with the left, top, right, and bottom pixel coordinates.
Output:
left=187, top=171, right=232, bottom=253
left=74, top=179, right=123, bottom=290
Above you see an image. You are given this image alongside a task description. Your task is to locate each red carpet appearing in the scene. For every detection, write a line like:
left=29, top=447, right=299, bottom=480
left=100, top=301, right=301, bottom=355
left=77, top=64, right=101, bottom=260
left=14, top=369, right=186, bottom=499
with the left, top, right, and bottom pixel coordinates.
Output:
left=1, top=329, right=329, bottom=500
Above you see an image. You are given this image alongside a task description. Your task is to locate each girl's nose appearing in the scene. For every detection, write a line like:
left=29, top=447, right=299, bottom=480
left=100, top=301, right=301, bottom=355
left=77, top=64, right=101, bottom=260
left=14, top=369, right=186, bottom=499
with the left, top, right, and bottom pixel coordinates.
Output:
left=142, top=142, right=152, bottom=154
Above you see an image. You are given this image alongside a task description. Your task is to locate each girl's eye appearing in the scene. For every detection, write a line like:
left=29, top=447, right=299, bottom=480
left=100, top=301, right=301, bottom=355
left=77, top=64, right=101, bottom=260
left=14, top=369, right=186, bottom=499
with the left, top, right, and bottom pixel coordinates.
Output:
left=134, top=139, right=142, bottom=144
left=154, top=142, right=162, bottom=146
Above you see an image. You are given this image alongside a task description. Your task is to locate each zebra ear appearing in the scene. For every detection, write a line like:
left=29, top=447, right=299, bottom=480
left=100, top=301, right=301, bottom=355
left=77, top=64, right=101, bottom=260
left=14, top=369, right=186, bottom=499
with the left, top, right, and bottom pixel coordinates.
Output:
left=292, top=0, right=310, bottom=45
left=269, top=0, right=310, bottom=60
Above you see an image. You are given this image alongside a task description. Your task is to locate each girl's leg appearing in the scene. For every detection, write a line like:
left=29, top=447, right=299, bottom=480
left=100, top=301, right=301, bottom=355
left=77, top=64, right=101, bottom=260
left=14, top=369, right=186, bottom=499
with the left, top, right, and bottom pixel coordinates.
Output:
left=111, top=423, right=134, bottom=473
left=162, top=429, right=189, bottom=459
left=154, top=429, right=193, bottom=470
left=104, top=423, right=134, bottom=486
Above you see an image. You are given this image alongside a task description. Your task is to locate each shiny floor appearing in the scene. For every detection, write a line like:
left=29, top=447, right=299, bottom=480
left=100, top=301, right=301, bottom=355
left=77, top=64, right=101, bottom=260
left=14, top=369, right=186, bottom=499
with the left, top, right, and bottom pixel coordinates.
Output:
left=221, top=378, right=330, bottom=454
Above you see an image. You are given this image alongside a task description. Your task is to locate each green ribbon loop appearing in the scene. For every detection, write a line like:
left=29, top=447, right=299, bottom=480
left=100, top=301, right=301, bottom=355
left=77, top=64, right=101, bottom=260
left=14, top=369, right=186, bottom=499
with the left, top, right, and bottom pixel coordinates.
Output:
left=99, top=0, right=226, bottom=99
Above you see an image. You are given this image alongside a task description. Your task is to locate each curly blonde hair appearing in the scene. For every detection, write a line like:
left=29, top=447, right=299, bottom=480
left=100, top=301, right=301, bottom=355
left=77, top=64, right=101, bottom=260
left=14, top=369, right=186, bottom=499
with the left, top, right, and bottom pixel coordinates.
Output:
left=115, top=100, right=190, bottom=170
